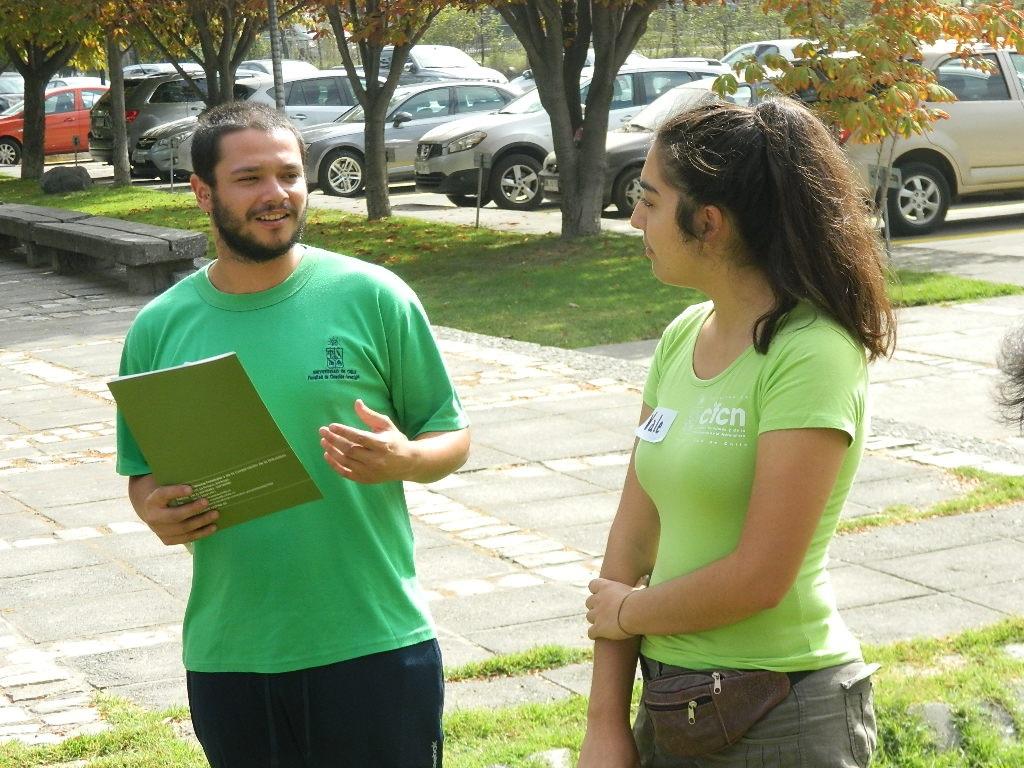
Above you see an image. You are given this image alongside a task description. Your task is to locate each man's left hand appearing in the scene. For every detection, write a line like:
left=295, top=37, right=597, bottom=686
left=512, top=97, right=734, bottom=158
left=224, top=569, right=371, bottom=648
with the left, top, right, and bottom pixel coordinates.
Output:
left=320, top=400, right=415, bottom=484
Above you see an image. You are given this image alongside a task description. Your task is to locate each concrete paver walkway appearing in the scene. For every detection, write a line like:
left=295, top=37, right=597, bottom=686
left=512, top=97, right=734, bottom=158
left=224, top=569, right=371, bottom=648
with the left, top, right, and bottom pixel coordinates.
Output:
left=1, top=235, right=1023, bottom=745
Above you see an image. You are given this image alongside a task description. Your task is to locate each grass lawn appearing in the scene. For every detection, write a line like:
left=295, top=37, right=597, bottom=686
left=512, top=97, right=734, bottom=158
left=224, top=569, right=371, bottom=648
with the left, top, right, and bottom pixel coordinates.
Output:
left=838, top=467, right=1024, bottom=534
left=5, top=620, right=1024, bottom=767
left=2, top=179, right=1021, bottom=349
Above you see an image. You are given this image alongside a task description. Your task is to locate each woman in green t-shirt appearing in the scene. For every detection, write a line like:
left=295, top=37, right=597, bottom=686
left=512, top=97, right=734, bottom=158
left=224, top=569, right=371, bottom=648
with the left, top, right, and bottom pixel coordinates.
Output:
left=580, top=97, right=895, bottom=767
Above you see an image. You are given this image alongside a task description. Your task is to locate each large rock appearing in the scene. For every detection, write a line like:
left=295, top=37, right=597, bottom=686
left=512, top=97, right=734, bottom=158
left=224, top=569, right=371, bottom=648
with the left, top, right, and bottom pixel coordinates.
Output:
left=40, top=166, right=93, bottom=195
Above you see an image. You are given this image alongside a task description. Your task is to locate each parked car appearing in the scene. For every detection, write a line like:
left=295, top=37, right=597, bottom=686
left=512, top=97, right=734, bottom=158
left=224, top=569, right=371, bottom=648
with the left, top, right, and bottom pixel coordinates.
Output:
left=276, top=71, right=364, bottom=127
left=0, top=84, right=108, bottom=165
left=93, top=70, right=358, bottom=169
left=539, top=79, right=762, bottom=214
left=509, top=49, right=651, bottom=93
left=299, top=81, right=518, bottom=197
left=237, top=59, right=320, bottom=78
left=721, top=38, right=812, bottom=67
left=845, top=44, right=1024, bottom=235
left=0, top=72, right=24, bottom=111
left=130, top=76, right=284, bottom=178
left=378, top=45, right=508, bottom=85
left=90, top=74, right=197, bottom=164
left=121, top=63, right=204, bottom=78
left=415, top=60, right=728, bottom=210
left=130, top=116, right=200, bottom=180
left=49, top=76, right=105, bottom=89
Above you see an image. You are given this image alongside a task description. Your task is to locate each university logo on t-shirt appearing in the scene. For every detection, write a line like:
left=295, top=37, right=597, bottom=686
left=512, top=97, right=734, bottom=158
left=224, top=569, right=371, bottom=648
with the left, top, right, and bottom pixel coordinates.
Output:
left=307, top=337, right=361, bottom=382
left=326, top=337, right=344, bottom=368
left=683, top=395, right=752, bottom=447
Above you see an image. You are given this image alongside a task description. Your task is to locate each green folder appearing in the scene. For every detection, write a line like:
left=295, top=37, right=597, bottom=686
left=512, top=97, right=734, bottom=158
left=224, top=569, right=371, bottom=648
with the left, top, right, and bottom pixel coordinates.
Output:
left=108, top=352, right=322, bottom=531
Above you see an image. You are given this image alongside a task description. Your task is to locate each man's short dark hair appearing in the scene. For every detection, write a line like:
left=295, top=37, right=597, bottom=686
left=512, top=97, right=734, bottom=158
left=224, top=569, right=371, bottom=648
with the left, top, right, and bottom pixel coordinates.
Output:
left=191, top=101, right=307, bottom=186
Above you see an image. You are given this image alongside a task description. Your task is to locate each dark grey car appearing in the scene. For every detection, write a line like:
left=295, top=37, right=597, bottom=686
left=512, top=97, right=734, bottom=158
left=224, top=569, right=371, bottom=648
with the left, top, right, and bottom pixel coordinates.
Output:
left=89, top=75, right=194, bottom=165
left=540, top=80, right=757, bottom=214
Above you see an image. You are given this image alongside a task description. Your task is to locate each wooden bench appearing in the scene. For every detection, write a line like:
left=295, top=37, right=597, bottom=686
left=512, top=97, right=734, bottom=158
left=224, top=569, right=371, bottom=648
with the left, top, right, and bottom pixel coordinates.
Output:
left=0, top=203, right=207, bottom=294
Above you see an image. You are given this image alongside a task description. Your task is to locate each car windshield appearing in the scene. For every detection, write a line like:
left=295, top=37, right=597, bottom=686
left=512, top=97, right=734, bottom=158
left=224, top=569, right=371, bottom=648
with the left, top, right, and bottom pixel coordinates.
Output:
left=336, top=87, right=418, bottom=123
left=627, top=84, right=715, bottom=131
left=0, top=100, right=23, bottom=117
left=499, top=80, right=584, bottom=115
left=0, top=79, right=22, bottom=94
left=416, top=47, right=477, bottom=69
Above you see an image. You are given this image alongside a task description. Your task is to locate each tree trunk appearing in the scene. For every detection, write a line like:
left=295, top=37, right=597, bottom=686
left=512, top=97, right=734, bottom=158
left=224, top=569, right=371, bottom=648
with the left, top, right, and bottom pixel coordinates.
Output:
left=363, top=110, right=391, bottom=220
left=559, top=171, right=605, bottom=238
left=20, top=71, right=48, bottom=180
left=6, top=39, right=78, bottom=180
left=105, top=32, right=131, bottom=186
left=323, top=4, right=442, bottom=223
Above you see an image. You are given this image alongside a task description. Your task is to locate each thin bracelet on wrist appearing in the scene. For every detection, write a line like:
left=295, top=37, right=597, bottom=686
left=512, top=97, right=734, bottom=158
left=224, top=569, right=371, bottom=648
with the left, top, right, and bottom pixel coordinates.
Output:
left=616, top=589, right=638, bottom=638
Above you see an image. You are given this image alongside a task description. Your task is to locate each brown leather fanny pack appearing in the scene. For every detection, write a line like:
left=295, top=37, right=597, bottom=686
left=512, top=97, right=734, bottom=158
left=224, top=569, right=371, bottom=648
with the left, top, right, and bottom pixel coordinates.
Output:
left=641, top=668, right=792, bottom=757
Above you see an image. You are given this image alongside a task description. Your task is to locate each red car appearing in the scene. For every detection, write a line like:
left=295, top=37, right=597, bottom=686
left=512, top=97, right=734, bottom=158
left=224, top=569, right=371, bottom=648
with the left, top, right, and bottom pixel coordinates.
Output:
left=0, top=85, right=108, bottom=166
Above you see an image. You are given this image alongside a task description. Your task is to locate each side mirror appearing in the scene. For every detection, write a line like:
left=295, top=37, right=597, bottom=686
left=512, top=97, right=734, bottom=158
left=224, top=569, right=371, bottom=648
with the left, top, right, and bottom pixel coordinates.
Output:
left=523, top=69, right=533, bottom=80
left=392, top=111, right=413, bottom=127
left=404, top=61, right=419, bottom=73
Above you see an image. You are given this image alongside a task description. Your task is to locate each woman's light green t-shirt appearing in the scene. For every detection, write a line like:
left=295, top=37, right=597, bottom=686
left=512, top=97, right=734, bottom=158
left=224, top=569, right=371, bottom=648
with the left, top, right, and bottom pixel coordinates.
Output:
left=637, top=301, right=867, bottom=672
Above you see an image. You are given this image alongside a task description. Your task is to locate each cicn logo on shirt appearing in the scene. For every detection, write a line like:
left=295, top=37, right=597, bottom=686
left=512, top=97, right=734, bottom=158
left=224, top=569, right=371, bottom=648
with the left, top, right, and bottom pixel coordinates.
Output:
left=685, top=396, right=751, bottom=447
left=307, top=337, right=361, bottom=382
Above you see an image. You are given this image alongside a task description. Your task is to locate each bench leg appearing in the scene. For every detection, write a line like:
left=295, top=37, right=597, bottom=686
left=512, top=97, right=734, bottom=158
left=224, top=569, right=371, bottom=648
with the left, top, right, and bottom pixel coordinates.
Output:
left=0, top=234, right=19, bottom=255
left=126, top=259, right=196, bottom=295
left=25, top=242, right=64, bottom=269
left=53, top=250, right=93, bottom=275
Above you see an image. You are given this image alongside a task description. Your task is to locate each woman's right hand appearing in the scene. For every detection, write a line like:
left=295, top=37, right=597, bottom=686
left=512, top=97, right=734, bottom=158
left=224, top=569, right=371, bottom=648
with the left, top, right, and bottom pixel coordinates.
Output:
left=578, top=724, right=640, bottom=768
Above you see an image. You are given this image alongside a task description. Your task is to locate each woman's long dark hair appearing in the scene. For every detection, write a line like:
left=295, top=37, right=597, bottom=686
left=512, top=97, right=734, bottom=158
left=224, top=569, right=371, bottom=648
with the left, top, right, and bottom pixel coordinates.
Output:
left=998, top=325, right=1024, bottom=430
left=655, top=97, right=896, bottom=361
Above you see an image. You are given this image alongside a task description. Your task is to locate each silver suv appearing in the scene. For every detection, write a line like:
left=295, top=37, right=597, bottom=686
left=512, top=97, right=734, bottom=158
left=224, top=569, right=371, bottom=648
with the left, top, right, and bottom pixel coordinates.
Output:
left=414, top=61, right=727, bottom=210
left=845, top=45, right=1024, bottom=235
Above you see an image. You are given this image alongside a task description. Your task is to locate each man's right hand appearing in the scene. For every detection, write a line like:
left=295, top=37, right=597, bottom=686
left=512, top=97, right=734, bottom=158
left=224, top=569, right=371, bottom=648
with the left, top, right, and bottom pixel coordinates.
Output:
left=578, top=725, right=641, bottom=768
left=129, top=477, right=218, bottom=546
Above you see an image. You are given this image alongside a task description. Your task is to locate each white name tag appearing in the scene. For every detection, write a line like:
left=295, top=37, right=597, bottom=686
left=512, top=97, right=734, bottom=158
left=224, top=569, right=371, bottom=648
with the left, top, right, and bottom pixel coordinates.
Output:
left=635, top=407, right=678, bottom=443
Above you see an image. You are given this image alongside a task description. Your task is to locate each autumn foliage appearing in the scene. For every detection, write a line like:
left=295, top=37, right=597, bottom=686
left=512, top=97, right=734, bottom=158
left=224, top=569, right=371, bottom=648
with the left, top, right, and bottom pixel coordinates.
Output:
left=721, top=0, right=1024, bottom=143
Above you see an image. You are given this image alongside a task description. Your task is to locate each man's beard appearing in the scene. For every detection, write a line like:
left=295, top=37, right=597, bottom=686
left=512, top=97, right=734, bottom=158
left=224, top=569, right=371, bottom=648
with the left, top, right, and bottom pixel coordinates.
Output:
left=211, top=193, right=307, bottom=264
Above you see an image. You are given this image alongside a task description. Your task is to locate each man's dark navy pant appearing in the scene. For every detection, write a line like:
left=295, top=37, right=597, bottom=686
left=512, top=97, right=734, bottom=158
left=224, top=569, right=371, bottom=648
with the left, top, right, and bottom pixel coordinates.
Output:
left=186, top=639, right=444, bottom=768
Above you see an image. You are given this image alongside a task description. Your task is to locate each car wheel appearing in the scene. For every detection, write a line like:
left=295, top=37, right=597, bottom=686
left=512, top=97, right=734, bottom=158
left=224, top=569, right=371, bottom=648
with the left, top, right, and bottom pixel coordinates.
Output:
left=446, top=193, right=491, bottom=208
left=887, top=162, right=950, bottom=236
left=489, top=153, right=543, bottom=211
left=0, top=138, right=21, bottom=166
left=319, top=149, right=365, bottom=197
left=612, top=166, right=643, bottom=215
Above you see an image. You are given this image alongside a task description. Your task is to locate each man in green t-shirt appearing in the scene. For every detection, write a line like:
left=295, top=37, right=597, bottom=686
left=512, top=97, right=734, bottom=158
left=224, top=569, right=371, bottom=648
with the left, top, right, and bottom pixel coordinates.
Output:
left=115, top=101, right=470, bottom=768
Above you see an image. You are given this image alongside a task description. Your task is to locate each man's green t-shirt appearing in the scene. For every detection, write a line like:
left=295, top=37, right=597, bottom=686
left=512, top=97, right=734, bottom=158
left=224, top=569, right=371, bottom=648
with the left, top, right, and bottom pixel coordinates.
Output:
left=637, top=301, right=867, bottom=672
left=116, top=247, right=468, bottom=673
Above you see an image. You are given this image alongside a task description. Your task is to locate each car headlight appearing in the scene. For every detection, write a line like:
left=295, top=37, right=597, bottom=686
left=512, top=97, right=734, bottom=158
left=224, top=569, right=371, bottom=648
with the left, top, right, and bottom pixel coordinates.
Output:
left=154, top=138, right=170, bottom=150
left=443, top=131, right=487, bottom=154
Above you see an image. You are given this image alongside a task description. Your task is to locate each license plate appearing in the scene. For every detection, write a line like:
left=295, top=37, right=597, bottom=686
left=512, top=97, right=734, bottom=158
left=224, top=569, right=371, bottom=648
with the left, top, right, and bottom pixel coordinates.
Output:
left=415, top=160, right=429, bottom=175
left=543, top=178, right=559, bottom=193
left=94, top=116, right=108, bottom=128
left=132, top=150, right=146, bottom=163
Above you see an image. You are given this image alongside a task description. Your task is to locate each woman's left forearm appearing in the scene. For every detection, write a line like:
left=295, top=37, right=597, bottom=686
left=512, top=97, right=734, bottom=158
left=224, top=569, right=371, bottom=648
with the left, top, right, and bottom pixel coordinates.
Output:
left=618, top=550, right=778, bottom=637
